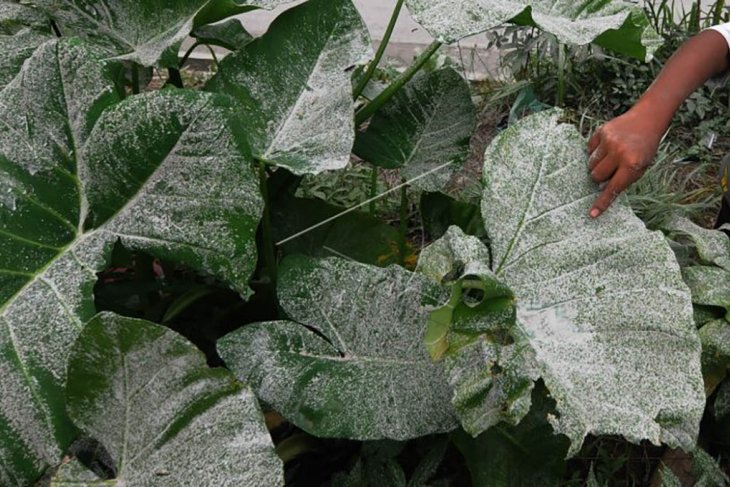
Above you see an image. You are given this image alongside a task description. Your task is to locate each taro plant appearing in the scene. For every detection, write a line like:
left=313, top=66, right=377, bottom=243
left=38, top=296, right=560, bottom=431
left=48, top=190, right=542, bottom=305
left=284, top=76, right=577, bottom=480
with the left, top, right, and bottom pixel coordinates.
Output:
left=0, top=0, right=716, bottom=485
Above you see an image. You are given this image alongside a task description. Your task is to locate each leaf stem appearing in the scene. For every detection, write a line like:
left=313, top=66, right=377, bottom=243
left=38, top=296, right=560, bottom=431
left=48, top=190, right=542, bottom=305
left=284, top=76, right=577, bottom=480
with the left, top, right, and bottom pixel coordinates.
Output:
left=368, top=167, right=378, bottom=214
left=355, top=40, right=442, bottom=125
left=258, top=159, right=277, bottom=285
left=398, top=181, right=408, bottom=266
left=131, top=64, right=140, bottom=94
left=179, top=42, right=201, bottom=68
left=556, top=42, right=566, bottom=107
left=168, top=68, right=184, bottom=89
left=353, top=0, right=405, bottom=100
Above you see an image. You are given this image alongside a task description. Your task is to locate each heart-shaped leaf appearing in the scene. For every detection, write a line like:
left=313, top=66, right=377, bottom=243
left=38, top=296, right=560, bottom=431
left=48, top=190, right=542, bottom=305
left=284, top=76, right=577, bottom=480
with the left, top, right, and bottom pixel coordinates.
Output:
left=24, top=0, right=216, bottom=66
left=406, top=0, right=662, bottom=61
left=192, top=18, right=253, bottom=50
left=219, top=254, right=458, bottom=440
left=354, top=67, right=475, bottom=191
left=50, top=312, right=283, bottom=486
left=0, top=39, right=261, bottom=485
left=206, top=0, right=372, bottom=174
left=0, top=1, right=53, bottom=90
left=419, top=110, right=704, bottom=455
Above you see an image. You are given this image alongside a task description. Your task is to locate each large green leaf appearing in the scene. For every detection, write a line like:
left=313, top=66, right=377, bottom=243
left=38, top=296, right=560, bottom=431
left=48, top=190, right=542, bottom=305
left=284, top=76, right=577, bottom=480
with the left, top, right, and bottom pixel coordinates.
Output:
left=698, top=319, right=730, bottom=393
left=0, top=1, right=53, bottom=90
left=23, top=0, right=217, bottom=66
left=50, top=312, right=283, bottom=486
left=206, top=0, right=372, bottom=174
left=681, top=266, right=730, bottom=317
left=662, top=215, right=730, bottom=271
left=419, top=110, right=704, bottom=455
left=353, top=67, right=475, bottom=191
left=405, top=0, right=662, bottom=61
left=270, top=191, right=406, bottom=267
left=420, top=191, right=487, bottom=241
left=218, top=255, right=458, bottom=440
left=192, top=17, right=253, bottom=51
left=452, top=385, right=570, bottom=487
left=195, top=0, right=296, bottom=24
left=0, top=39, right=262, bottom=485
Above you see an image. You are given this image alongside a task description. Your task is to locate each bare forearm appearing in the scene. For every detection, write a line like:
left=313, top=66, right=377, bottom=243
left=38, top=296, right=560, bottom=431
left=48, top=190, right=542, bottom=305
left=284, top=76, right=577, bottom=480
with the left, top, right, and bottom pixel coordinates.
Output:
left=587, top=29, right=730, bottom=218
left=633, top=30, right=730, bottom=136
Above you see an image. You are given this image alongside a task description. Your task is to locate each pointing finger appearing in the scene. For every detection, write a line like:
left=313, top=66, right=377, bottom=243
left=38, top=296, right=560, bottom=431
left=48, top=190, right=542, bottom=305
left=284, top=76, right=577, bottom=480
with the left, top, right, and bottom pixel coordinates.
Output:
left=589, top=168, right=637, bottom=218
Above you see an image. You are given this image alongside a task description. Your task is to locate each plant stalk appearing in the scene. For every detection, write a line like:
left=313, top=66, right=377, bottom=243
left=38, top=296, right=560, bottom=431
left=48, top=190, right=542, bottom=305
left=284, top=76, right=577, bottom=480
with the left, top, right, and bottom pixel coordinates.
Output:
left=355, top=40, right=442, bottom=125
left=368, top=167, right=378, bottom=214
left=180, top=42, right=201, bottom=68
left=168, top=68, right=184, bottom=89
left=398, top=182, right=408, bottom=266
left=131, top=64, right=140, bottom=94
left=258, top=159, right=277, bottom=285
left=556, top=42, right=566, bottom=107
left=353, top=0, right=405, bottom=100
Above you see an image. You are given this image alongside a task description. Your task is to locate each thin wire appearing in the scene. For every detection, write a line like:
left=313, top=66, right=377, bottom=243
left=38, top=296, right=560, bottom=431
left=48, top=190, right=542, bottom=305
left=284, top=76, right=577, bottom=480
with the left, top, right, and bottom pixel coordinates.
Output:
left=276, top=161, right=452, bottom=246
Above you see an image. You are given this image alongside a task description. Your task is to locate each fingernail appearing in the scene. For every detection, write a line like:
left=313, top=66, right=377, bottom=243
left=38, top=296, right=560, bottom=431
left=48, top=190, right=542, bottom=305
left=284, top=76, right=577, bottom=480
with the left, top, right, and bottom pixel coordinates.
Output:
left=590, top=209, right=600, bottom=218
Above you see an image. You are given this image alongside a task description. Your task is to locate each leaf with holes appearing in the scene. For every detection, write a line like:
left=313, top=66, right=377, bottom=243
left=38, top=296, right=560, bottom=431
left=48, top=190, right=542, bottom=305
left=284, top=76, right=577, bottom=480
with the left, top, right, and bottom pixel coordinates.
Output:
left=50, top=313, right=283, bottom=486
left=353, top=67, right=475, bottom=191
left=405, top=0, right=662, bottom=61
left=218, top=254, right=458, bottom=440
left=418, top=110, right=704, bottom=455
left=0, top=39, right=261, bottom=485
left=206, top=0, right=372, bottom=174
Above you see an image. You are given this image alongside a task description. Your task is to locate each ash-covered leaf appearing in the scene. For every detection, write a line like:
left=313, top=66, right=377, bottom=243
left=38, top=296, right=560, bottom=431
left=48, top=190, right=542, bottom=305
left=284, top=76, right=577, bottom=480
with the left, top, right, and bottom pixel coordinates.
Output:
left=218, top=255, right=458, bottom=440
left=663, top=215, right=730, bottom=271
left=698, top=319, right=730, bottom=394
left=192, top=17, right=252, bottom=50
left=405, top=0, right=662, bottom=61
left=0, top=1, right=53, bottom=90
left=354, top=67, right=475, bottom=191
left=681, top=266, right=730, bottom=317
left=50, top=312, right=282, bottom=486
left=452, top=385, right=570, bottom=487
left=0, top=39, right=261, bottom=485
left=23, top=0, right=213, bottom=66
left=206, top=0, right=372, bottom=174
left=419, top=110, right=704, bottom=456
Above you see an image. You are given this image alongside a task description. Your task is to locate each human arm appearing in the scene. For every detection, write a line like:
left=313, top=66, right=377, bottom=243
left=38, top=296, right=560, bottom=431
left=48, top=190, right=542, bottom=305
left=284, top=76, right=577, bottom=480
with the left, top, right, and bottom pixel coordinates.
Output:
left=587, top=28, right=730, bottom=218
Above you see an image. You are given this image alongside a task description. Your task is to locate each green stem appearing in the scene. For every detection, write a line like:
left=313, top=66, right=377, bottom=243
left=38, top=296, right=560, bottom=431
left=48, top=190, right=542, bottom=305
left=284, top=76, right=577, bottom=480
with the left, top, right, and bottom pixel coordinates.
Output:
left=202, top=44, right=220, bottom=68
left=353, top=0, right=405, bottom=100
left=168, top=68, right=184, bottom=89
left=131, top=64, right=140, bottom=94
left=368, top=167, right=378, bottom=214
left=398, top=182, right=408, bottom=266
left=258, top=160, right=277, bottom=285
left=355, top=40, right=442, bottom=125
left=712, top=0, right=724, bottom=25
left=556, top=42, right=566, bottom=107
left=179, top=42, right=201, bottom=68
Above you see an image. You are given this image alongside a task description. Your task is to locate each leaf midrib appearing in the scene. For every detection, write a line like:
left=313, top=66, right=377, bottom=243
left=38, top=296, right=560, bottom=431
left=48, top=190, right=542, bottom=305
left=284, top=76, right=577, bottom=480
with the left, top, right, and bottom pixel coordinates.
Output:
left=261, top=11, right=348, bottom=161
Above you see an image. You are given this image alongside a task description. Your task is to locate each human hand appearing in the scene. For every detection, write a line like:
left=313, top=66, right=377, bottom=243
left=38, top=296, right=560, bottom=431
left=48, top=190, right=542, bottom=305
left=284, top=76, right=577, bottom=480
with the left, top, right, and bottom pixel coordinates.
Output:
left=587, top=108, right=663, bottom=218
